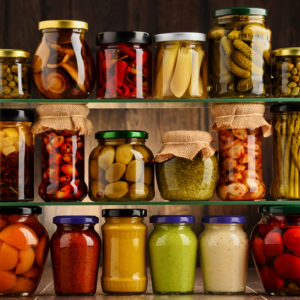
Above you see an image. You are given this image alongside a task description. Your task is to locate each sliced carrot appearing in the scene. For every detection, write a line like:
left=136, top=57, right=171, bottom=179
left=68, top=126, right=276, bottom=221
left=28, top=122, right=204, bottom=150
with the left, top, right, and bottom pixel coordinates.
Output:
left=0, top=224, right=39, bottom=250
left=0, top=270, right=17, bottom=292
left=0, top=242, right=19, bottom=271
left=35, top=235, right=49, bottom=268
left=23, top=265, right=41, bottom=279
left=6, top=276, right=35, bottom=294
left=16, top=248, right=35, bottom=274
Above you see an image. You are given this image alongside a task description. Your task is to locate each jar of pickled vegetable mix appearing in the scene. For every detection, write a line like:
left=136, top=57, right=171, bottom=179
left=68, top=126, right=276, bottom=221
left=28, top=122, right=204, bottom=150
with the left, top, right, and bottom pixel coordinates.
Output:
left=96, top=31, right=152, bottom=98
left=153, top=32, right=207, bottom=99
left=33, top=20, right=95, bottom=98
left=51, top=216, right=100, bottom=296
left=0, top=109, right=34, bottom=202
left=0, top=206, right=49, bottom=296
left=101, top=209, right=147, bottom=294
left=89, top=131, right=154, bottom=202
left=270, top=104, right=300, bottom=199
left=251, top=206, right=300, bottom=295
left=272, top=48, right=300, bottom=97
left=208, top=7, right=271, bottom=98
left=0, top=50, right=30, bottom=99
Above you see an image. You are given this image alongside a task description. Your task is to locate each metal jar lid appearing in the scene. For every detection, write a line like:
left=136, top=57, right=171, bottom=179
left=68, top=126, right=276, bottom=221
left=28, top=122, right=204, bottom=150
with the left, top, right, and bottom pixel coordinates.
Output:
left=96, top=31, right=152, bottom=45
left=0, top=207, right=42, bottom=215
left=273, top=47, right=300, bottom=57
left=0, top=49, right=30, bottom=58
left=39, top=20, right=88, bottom=31
left=102, top=209, right=147, bottom=218
left=214, top=7, right=267, bottom=17
left=95, top=130, right=148, bottom=140
left=0, top=109, right=34, bottom=122
left=150, top=215, right=195, bottom=223
left=154, top=32, right=206, bottom=43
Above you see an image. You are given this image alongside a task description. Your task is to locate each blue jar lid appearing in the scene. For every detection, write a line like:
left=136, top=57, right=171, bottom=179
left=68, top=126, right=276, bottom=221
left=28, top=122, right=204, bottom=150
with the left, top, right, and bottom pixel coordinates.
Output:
left=53, top=215, right=99, bottom=224
left=150, top=215, right=195, bottom=223
left=202, top=215, right=246, bottom=224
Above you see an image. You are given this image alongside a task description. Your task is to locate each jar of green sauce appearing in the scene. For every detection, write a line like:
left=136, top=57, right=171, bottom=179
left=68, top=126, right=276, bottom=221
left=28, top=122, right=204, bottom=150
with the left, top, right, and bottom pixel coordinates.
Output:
left=149, top=215, right=197, bottom=294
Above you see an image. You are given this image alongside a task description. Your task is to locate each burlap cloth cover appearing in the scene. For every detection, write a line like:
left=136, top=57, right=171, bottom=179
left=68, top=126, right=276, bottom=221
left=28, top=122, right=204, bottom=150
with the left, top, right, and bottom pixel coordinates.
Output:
left=32, top=104, right=92, bottom=135
left=211, top=103, right=272, bottom=137
left=154, top=130, right=216, bottom=162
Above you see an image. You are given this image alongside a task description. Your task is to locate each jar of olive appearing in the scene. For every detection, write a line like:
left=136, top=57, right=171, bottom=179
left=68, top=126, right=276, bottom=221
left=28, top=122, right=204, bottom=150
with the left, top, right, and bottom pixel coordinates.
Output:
left=272, top=48, right=300, bottom=97
left=208, top=7, right=271, bottom=98
left=0, top=49, right=30, bottom=99
left=89, top=131, right=154, bottom=202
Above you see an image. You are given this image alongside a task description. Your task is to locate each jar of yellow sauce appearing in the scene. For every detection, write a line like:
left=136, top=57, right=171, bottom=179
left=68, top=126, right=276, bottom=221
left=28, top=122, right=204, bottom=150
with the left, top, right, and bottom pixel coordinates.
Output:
left=101, top=209, right=147, bottom=294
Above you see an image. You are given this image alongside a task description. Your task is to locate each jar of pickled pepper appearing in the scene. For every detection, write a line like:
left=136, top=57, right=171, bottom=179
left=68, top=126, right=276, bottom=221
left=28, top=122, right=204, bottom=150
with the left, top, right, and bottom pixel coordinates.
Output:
left=208, top=7, right=271, bottom=98
left=96, top=31, right=152, bottom=98
left=33, top=20, right=95, bottom=99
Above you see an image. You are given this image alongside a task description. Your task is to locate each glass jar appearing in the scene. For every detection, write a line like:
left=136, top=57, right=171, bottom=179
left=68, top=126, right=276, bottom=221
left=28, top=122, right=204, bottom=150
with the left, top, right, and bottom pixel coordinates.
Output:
left=0, top=110, right=34, bottom=201
left=217, top=128, right=265, bottom=200
left=0, top=50, right=30, bottom=99
left=33, top=20, right=95, bottom=99
left=251, top=206, right=300, bottom=295
left=89, top=131, right=154, bottom=202
left=101, top=209, right=147, bottom=294
left=272, top=48, right=300, bottom=97
left=200, top=216, right=249, bottom=294
left=153, top=33, right=207, bottom=99
left=0, top=206, right=49, bottom=296
left=96, top=31, right=152, bottom=99
left=149, top=215, right=197, bottom=294
left=270, top=104, right=300, bottom=199
left=38, top=129, right=87, bottom=202
left=51, top=216, right=100, bottom=296
left=208, top=7, right=271, bottom=98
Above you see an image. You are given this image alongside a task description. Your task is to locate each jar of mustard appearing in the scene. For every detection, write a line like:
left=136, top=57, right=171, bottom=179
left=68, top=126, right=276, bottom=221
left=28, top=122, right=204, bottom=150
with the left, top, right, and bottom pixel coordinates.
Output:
left=101, top=209, right=147, bottom=294
left=89, top=131, right=154, bottom=202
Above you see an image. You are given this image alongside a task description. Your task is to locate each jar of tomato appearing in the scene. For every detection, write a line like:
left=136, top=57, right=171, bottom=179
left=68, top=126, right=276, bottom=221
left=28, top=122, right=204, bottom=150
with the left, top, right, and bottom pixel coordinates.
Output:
left=251, top=206, right=300, bottom=295
left=96, top=31, right=152, bottom=98
left=51, top=216, right=100, bottom=296
left=38, top=129, right=87, bottom=202
left=101, top=209, right=147, bottom=294
left=0, top=206, right=49, bottom=296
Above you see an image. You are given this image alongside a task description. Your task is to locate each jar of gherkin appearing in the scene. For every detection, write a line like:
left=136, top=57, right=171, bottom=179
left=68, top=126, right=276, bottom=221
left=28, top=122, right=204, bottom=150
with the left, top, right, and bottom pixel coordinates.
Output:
left=89, top=131, right=154, bottom=202
left=208, top=7, right=271, bottom=98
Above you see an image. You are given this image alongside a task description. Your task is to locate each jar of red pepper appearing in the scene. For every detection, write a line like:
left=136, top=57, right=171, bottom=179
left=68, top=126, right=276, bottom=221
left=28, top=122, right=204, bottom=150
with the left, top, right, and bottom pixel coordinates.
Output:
left=51, top=215, right=100, bottom=296
left=96, top=31, right=152, bottom=99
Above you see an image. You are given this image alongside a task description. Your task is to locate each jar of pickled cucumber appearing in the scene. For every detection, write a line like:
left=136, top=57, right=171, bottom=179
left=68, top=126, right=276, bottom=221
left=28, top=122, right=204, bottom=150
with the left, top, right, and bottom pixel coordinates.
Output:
left=272, top=48, right=300, bottom=97
left=0, top=50, right=30, bottom=99
left=89, top=131, right=154, bottom=202
left=208, top=7, right=271, bottom=98
left=153, top=33, right=207, bottom=99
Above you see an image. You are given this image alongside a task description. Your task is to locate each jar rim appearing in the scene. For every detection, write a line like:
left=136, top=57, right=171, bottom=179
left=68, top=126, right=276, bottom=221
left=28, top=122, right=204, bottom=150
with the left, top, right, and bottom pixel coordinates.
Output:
left=102, top=209, right=147, bottom=218
left=150, top=215, right=195, bottom=223
left=53, top=215, right=99, bottom=224
left=154, top=32, right=206, bottom=42
left=0, top=49, right=30, bottom=58
left=273, top=47, right=300, bottom=57
left=214, top=7, right=267, bottom=17
left=0, top=109, right=34, bottom=122
left=96, top=31, right=152, bottom=45
left=0, top=206, right=41, bottom=215
left=95, top=130, right=148, bottom=140
left=39, top=20, right=88, bottom=31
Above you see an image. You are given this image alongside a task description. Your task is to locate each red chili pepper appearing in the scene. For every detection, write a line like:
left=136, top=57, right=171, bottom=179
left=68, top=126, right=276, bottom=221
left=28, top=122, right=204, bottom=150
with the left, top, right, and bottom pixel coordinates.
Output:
left=117, top=85, right=130, bottom=97
left=115, top=60, right=127, bottom=87
left=119, top=49, right=136, bottom=60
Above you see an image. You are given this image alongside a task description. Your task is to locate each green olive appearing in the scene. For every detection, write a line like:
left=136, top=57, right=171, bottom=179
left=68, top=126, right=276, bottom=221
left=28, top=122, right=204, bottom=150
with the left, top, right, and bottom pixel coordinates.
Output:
left=104, top=181, right=129, bottom=199
left=116, top=144, right=133, bottom=165
left=97, top=147, right=115, bottom=170
left=129, top=183, right=149, bottom=199
left=125, top=160, right=143, bottom=182
left=105, top=162, right=126, bottom=183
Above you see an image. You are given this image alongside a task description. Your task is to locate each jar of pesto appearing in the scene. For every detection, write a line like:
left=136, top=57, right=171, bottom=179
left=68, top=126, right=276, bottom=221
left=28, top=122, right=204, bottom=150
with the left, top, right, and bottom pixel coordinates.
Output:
left=154, top=131, right=218, bottom=201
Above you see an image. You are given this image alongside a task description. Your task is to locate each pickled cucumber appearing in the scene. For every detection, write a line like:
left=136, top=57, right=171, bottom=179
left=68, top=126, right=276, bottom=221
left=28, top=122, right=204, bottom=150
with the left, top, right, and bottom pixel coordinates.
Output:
left=125, top=160, right=143, bottom=182
left=105, top=162, right=126, bottom=183
left=104, top=181, right=129, bottom=199
left=116, top=144, right=133, bottom=165
left=129, top=183, right=149, bottom=199
left=97, top=146, right=115, bottom=170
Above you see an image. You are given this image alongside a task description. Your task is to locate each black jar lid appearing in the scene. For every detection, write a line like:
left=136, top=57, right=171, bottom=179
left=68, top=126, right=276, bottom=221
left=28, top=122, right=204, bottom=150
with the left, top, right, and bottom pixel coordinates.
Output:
left=0, top=206, right=42, bottom=215
left=96, top=31, right=152, bottom=45
left=95, top=130, right=148, bottom=140
left=271, top=103, right=300, bottom=113
left=214, top=7, right=267, bottom=17
left=0, top=109, right=34, bottom=122
left=102, top=209, right=147, bottom=218
left=260, top=206, right=300, bottom=214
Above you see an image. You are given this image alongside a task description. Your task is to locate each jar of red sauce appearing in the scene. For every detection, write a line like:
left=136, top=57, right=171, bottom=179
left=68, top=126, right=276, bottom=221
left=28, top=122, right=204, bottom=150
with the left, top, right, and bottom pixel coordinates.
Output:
left=38, top=129, right=87, bottom=202
left=96, top=31, right=152, bottom=99
left=50, top=216, right=100, bottom=296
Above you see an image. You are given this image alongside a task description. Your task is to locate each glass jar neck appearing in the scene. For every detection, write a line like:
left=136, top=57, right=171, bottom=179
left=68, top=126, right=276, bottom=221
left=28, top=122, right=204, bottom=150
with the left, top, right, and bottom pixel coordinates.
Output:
left=56, top=224, right=95, bottom=231
left=105, top=217, right=144, bottom=224
left=154, top=223, right=191, bottom=229
left=98, top=138, right=146, bottom=146
left=205, top=223, right=243, bottom=231
left=214, top=15, right=265, bottom=26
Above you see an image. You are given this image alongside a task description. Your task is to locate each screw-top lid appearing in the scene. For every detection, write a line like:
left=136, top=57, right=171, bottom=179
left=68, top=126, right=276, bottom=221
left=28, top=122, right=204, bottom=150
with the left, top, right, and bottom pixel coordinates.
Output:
left=150, top=215, right=195, bottom=223
left=260, top=206, right=300, bottom=214
left=202, top=215, right=246, bottom=224
left=39, top=20, right=88, bottom=31
left=53, top=216, right=99, bottom=224
left=102, top=209, right=147, bottom=218
left=271, top=103, right=300, bottom=113
left=0, top=207, right=42, bottom=215
left=154, top=32, right=206, bottom=43
left=96, top=31, right=152, bottom=45
left=0, top=109, right=34, bottom=122
left=214, top=7, right=267, bottom=17
left=273, top=47, right=300, bottom=57
left=95, top=130, right=148, bottom=140
left=0, top=49, right=30, bottom=58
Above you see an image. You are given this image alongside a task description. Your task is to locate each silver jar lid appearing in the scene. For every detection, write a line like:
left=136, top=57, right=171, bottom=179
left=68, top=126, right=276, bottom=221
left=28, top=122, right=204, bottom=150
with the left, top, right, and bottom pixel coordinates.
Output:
left=154, top=32, right=206, bottom=42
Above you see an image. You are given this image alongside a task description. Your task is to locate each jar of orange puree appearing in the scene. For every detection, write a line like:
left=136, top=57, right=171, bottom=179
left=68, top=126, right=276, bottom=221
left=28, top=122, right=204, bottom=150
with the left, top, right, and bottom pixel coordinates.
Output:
left=101, top=209, right=147, bottom=294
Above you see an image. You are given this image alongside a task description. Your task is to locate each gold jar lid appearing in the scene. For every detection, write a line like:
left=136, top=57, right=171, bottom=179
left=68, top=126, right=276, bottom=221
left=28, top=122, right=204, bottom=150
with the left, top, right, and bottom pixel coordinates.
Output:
left=273, top=47, right=300, bottom=57
left=0, top=49, right=30, bottom=58
left=39, top=20, right=88, bottom=31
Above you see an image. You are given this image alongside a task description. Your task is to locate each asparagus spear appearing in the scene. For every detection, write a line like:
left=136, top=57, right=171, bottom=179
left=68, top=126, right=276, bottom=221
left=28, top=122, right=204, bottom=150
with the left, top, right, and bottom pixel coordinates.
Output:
left=291, top=113, right=300, bottom=198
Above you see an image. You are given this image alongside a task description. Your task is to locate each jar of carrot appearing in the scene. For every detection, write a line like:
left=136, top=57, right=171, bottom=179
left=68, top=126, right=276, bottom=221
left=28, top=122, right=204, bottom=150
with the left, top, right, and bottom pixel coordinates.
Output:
left=50, top=216, right=100, bottom=296
left=101, top=209, right=147, bottom=294
left=0, top=206, right=49, bottom=296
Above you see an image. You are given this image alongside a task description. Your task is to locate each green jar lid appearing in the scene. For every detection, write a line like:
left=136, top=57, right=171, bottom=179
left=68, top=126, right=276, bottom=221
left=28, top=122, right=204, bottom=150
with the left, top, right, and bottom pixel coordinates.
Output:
left=260, top=206, right=300, bottom=214
left=95, top=130, right=148, bottom=139
left=214, top=7, right=267, bottom=17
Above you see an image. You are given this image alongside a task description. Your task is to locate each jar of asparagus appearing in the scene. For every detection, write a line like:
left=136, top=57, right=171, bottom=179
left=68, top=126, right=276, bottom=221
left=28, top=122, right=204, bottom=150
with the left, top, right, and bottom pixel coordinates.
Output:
left=271, top=104, right=300, bottom=199
left=272, top=48, right=300, bottom=98
left=208, top=7, right=271, bottom=98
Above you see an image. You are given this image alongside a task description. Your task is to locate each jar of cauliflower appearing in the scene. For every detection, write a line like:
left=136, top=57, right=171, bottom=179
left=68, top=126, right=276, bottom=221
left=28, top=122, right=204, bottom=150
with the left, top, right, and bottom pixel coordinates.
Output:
left=199, top=215, right=249, bottom=294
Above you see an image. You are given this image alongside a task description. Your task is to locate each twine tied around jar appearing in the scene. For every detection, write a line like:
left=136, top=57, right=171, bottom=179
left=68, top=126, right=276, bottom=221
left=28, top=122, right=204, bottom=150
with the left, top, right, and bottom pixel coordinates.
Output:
left=211, top=103, right=272, bottom=137
left=154, top=130, right=216, bottom=162
left=32, top=104, right=93, bottom=135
